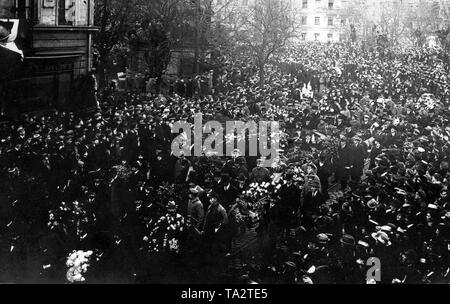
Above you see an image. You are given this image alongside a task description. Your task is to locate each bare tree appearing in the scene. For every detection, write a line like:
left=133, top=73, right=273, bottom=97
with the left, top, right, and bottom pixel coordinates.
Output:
left=94, top=0, right=135, bottom=88
left=203, top=1, right=241, bottom=54
left=378, top=1, right=408, bottom=45
left=188, top=0, right=241, bottom=74
left=339, top=2, right=367, bottom=41
left=236, top=0, right=298, bottom=89
left=403, top=2, right=441, bottom=46
left=132, top=0, right=235, bottom=76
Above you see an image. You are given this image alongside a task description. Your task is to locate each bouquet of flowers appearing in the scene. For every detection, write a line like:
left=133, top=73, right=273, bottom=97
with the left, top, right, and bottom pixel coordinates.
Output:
left=243, top=182, right=271, bottom=203
left=143, top=213, right=186, bottom=254
left=241, top=181, right=279, bottom=216
left=66, top=250, right=94, bottom=283
left=153, top=183, right=182, bottom=206
left=48, top=200, right=96, bottom=241
left=111, top=163, right=137, bottom=182
left=290, top=166, right=306, bottom=183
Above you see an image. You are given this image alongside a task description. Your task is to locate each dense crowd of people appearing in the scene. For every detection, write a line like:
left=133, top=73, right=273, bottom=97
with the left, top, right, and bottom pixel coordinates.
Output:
left=0, top=42, right=449, bottom=283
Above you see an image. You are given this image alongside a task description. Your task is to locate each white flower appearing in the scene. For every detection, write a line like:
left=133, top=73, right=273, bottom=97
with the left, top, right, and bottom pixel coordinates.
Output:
left=169, top=239, right=179, bottom=252
left=69, top=252, right=77, bottom=261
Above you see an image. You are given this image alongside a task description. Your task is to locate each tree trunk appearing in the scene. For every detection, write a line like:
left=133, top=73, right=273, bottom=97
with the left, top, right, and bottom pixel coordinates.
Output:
left=259, top=64, right=265, bottom=90
left=98, top=56, right=108, bottom=90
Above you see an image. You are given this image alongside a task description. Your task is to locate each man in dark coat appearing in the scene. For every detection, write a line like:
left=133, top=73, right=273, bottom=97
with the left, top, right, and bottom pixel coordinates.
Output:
left=316, top=154, right=332, bottom=198
left=215, top=174, right=239, bottom=211
left=383, top=127, right=401, bottom=147
left=250, top=159, right=271, bottom=183
left=351, top=136, right=368, bottom=182
left=369, top=140, right=382, bottom=169
left=335, top=139, right=354, bottom=189
left=301, top=178, right=326, bottom=231
left=120, top=127, right=139, bottom=164
left=202, top=193, right=229, bottom=272
left=277, top=173, right=302, bottom=234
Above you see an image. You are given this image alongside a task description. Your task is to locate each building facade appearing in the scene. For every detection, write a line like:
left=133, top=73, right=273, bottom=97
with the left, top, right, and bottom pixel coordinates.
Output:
left=213, top=0, right=348, bottom=43
left=294, top=0, right=347, bottom=43
left=0, top=0, right=97, bottom=117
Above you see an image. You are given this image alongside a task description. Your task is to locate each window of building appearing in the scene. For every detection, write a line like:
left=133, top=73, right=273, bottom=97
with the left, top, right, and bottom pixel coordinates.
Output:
left=242, top=0, right=248, bottom=6
left=328, top=16, right=333, bottom=26
left=315, top=0, right=321, bottom=5
left=328, top=33, right=333, bottom=40
left=3, top=0, right=39, bottom=21
left=302, top=0, right=308, bottom=9
left=301, top=16, right=307, bottom=25
left=314, top=33, right=320, bottom=41
left=301, top=33, right=306, bottom=41
left=328, top=0, right=334, bottom=9
left=57, top=0, right=74, bottom=25
left=39, top=0, right=92, bottom=26
left=0, top=0, right=13, bottom=18
left=315, top=17, right=320, bottom=26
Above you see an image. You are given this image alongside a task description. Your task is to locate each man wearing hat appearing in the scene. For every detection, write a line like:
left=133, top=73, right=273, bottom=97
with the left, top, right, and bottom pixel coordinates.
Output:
left=215, top=173, right=238, bottom=211
left=316, top=154, right=332, bottom=199
left=335, top=234, right=360, bottom=283
left=301, top=171, right=326, bottom=231
left=201, top=192, right=229, bottom=271
left=174, top=151, right=191, bottom=184
left=250, top=158, right=270, bottom=183
left=335, top=139, right=354, bottom=190
left=351, top=136, right=368, bottom=182
left=303, top=163, right=322, bottom=193
left=277, top=172, right=302, bottom=236
left=187, top=187, right=204, bottom=230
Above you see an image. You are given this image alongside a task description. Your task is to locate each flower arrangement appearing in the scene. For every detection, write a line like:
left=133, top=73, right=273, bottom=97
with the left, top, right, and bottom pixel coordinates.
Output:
left=143, top=213, right=186, bottom=254
left=66, top=250, right=94, bottom=283
left=112, top=163, right=137, bottom=181
left=240, top=181, right=275, bottom=216
left=154, top=183, right=182, bottom=206
left=48, top=200, right=96, bottom=241
left=244, top=182, right=272, bottom=203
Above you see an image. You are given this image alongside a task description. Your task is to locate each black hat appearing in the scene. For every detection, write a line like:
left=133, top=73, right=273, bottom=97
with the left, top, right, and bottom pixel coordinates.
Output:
left=0, top=25, right=10, bottom=42
left=340, top=234, right=355, bottom=247
left=316, top=232, right=331, bottom=244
